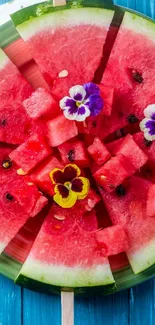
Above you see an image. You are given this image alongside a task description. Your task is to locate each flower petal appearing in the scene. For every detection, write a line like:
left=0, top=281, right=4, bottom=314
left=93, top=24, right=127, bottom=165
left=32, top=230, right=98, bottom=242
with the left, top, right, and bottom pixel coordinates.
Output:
left=76, top=105, right=90, bottom=122
left=85, top=94, right=104, bottom=117
left=63, top=107, right=78, bottom=121
left=140, top=118, right=155, bottom=141
left=55, top=184, right=69, bottom=198
left=60, top=96, right=73, bottom=110
left=69, top=85, right=86, bottom=101
left=144, top=104, right=155, bottom=119
left=71, top=177, right=90, bottom=200
left=63, top=164, right=81, bottom=181
left=83, top=82, right=100, bottom=98
left=53, top=187, right=77, bottom=208
left=50, top=168, right=64, bottom=184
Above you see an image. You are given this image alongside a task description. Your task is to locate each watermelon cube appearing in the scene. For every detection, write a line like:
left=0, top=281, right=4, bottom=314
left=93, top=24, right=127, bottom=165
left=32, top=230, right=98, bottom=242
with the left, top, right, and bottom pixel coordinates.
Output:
left=114, top=134, right=148, bottom=171
left=31, top=195, right=48, bottom=217
left=47, top=114, right=78, bottom=147
left=88, top=137, right=111, bottom=165
left=9, top=134, right=52, bottom=173
left=106, top=138, right=124, bottom=156
left=0, top=144, right=17, bottom=185
left=98, top=84, right=114, bottom=116
left=146, top=184, right=155, bottom=217
left=58, top=139, right=89, bottom=167
left=23, top=88, right=60, bottom=120
left=95, top=225, right=129, bottom=256
left=30, top=156, right=63, bottom=196
left=133, top=132, right=155, bottom=165
left=93, top=154, right=135, bottom=192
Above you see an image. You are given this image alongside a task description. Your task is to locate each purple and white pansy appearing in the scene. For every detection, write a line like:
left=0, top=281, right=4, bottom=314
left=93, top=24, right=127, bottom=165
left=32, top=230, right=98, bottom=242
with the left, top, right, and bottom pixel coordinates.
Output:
left=59, top=82, right=104, bottom=122
left=140, top=104, right=155, bottom=141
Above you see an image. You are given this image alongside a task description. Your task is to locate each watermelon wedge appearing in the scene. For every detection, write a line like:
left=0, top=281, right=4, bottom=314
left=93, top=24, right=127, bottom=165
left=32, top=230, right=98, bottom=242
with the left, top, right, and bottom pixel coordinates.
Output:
left=0, top=48, right=35, bottom=144
left=101, top=11, right=155, bottom=138
left=11, top=0, right=114, bottom=100
left=15, top=204, right=115, bottom=294
left=99, top=176, right=155, bottom=274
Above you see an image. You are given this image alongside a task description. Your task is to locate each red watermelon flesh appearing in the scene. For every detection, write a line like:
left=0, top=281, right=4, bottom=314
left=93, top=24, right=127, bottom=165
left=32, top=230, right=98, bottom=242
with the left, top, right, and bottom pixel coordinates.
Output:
left=93, top=154, right=135, bottom=192
left=30, top=156, right=63, bottom=196
left=98, top=85, right=114, bottom=116
left=87, top=137, right=111, bottom=166
left=23, top=88, right=60, bottom=120
left=47, top=114, right=78, bottom=147
left=107, top=134, right=148, bottom=171
left=95, top=225, right=129, bottom=256
left=133, top=132, right=155, bottom=164
left=0, top=49, right=35, bottom=145
left=9, top=134, right=52, bottom=173
left=14, top=7, right=114, bottom=100
left=99, top=176, right=155, bottom=272
left=101, top=12, right=155, bottom=138
left=146, top=184, right=155, bottom=218
left=58, top=139, right=89, bottom=167
left=18, top=204, right=114, bottom=288
left=0, top=144, right=17, bottom=185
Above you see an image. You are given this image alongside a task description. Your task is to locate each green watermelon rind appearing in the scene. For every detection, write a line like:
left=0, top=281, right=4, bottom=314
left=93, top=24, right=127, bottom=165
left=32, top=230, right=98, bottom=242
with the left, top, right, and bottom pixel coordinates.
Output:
left=11, top=0, right=114, bottom=27
left=15, top=259, right=116, bottom=295
left=14, top=257, right=116, bottom=295
left=0, top=253, right=22, bottom=280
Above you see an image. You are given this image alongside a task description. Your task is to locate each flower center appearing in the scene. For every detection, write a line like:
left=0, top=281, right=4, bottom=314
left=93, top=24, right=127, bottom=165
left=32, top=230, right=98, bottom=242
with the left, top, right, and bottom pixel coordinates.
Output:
left=76, top=101, right=82, bottom=108
left=64, top=181, right=72, bottom=190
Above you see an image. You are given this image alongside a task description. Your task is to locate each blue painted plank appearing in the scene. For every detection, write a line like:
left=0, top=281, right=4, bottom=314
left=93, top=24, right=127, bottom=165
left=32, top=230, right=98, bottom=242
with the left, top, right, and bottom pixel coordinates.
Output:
left=75, top=290, right=129, bottom=325
left=23, top=288, right=61, bottom=325
left=129, top=280, right=154, bottom=325
left=0, top=275, right=21, bottom=325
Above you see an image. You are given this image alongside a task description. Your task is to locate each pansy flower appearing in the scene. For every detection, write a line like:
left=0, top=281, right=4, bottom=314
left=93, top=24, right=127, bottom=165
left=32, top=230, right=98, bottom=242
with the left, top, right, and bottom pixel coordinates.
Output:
left=50, top=164, right=90, bottom=208
left=59, top=82, right=104, bottom=122
left=140, top=104, right=155, bottom=141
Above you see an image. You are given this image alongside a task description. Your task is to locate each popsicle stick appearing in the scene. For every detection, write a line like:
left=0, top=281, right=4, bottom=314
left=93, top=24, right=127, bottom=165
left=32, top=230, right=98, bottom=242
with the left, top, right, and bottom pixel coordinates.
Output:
left=53, top=0, right=66, bottom=6
left=61, top=291, right=74, bottom=325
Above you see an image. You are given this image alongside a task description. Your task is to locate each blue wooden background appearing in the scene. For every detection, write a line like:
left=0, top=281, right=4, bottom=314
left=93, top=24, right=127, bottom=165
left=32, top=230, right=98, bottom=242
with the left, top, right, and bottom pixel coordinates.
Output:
left=0, top=0, right=155, bottom=324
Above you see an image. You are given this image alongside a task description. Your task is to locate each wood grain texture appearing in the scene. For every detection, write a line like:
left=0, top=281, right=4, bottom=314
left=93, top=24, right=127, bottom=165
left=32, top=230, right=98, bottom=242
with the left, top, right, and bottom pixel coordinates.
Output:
left=0, top=0, right=155, bottom=324
left=61, top=292, right=74, bottom=325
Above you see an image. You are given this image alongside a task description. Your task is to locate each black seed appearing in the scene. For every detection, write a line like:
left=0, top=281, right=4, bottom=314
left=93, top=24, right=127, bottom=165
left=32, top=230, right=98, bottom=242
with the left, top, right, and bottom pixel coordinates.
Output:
left=144, top=138, right=152, bottom=147
left=0, top=119, right=7, bottom=127
left=132, top=70, right=143, bottom=83
left=2, top=158, right=12, bottom=169
left=6, top=193, right=14, bottom=201
left=67, top=149, right=75, bottom=162
left=92, top=120, right=97, bottom=128
left=127, top=114, right=139, bottom=124
left=115, top=185, right=126, bottom=196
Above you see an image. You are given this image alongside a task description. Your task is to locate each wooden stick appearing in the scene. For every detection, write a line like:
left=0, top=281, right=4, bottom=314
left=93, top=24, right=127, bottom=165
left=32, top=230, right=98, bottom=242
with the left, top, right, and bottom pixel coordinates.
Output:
left=53, top=0, right=66, bottom=6
left=61, top=291, right=74, bottom=325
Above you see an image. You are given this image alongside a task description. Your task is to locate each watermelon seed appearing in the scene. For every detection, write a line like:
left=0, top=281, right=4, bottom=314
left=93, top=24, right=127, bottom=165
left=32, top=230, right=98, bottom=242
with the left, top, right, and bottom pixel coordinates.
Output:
left=58, top=70, right=68, bottom=78
left=132, top=70, right=143, bottom=83
left=115, top=185, right=126, bottom=196
left=17, top=168, right=27, bottom=175
left=144, top=138, right=152, bottom=147
left=67, top=149, right=75, bottom=162
left=92, top=121, right=97, bottom=128
left=54, top=215, right=65, bottom=221
left=2, top=159, right=12, bottom=169
left=0, top=119, right=7, bottom=127
left=5, top=193, right=14, bottom=201
left=127, top=114, right=139, bottom=124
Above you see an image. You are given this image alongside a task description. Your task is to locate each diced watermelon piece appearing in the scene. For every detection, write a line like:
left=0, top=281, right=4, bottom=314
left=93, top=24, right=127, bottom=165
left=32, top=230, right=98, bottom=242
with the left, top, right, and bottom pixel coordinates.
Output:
left=88, top=137, right=111, bottom=165
left=107, top=134, right=148, bottom=171
left=146, top=184, right=155, bottom=217
left=31, top=195, right=48, bottom=217
left=106, top=138, right=124, bottom=155
left=30, top=156, right=63, bottom=196
left=133, top=132, right=155, bottom=164
left=93, top=154, right=135, bottom=192
left=95, top=225, right=129, bottom=256
left=82, top=188, right=101, bottom=212
left=98, top=84, right=114, bottom=116
left=9, top=134, right=52, bottom=173
left=23, top=88, right=60, bottom=120
left=47, top=114, right=78, bottom=147
left=58, top=139, right=89, bottom=167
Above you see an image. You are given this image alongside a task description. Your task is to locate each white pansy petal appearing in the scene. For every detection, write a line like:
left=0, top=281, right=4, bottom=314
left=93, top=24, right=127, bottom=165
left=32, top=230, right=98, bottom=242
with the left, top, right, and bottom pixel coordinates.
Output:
left=59, top=96, right=72, bottom=110
left=144, top=104, right=155, bottom=118
left=144, top=129, right=155, bottom=141
left=63, top=108, right=77, bottom=121
left=69, top=85, right=86, bottom=101
left=76, top=105, right=90, bottom=122
left=139, top=118, right=150, bottom=131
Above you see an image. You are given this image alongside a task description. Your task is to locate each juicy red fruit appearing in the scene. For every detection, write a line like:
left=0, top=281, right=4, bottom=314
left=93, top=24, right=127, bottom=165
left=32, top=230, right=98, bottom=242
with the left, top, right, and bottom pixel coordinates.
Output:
left=88, top=137, right=111, bottom=165
left=9, top=134, right=52, bottom=173
left=58, top=139, right=89, bottom=167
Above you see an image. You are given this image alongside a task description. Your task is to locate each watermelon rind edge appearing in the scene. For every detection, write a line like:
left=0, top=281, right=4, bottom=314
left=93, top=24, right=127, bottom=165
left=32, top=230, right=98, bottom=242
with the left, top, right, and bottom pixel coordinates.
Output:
left=10, top=0, right=114, bottom=27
